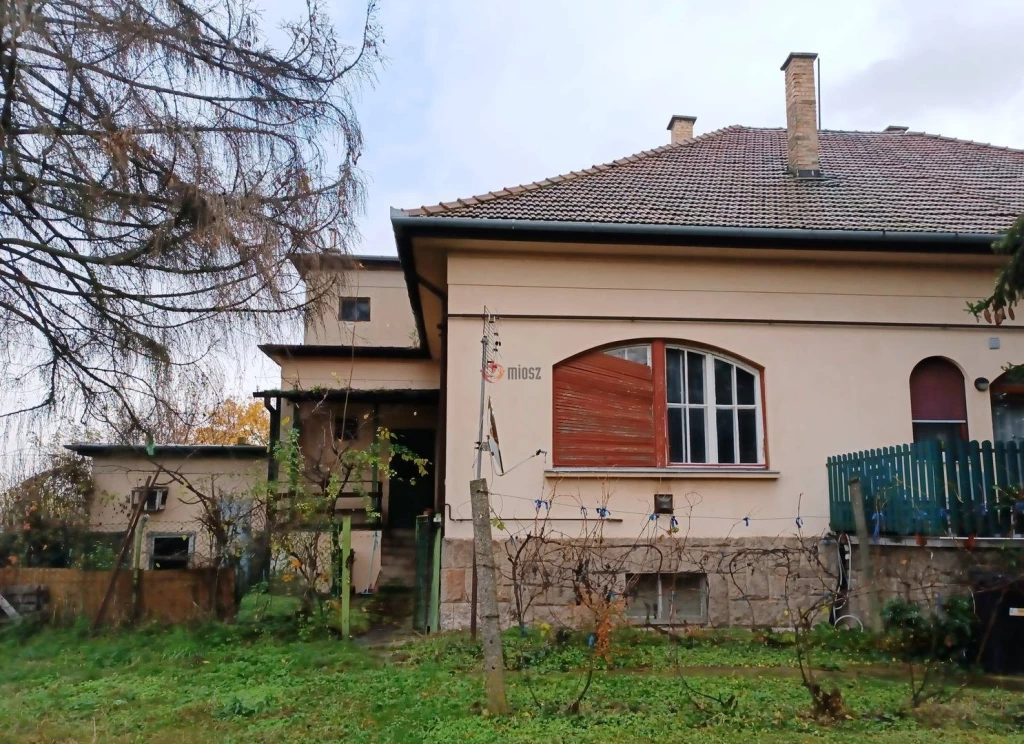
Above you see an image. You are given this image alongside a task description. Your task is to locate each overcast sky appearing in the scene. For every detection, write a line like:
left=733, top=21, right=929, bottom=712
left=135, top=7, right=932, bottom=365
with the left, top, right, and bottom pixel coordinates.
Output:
left=338, top=0, right=1024, bottom=254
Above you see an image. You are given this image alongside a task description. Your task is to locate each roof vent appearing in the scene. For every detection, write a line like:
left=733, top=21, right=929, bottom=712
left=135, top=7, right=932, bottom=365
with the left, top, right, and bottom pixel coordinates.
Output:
left=666, top=115, right=697, bottom=145
left=884, top=125, right=909, bottom=132
left=780, top=52, right=821, bottom=178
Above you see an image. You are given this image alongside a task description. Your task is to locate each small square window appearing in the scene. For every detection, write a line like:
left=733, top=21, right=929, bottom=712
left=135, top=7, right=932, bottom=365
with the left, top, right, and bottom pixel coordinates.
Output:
left=336, top=417, right=358, bottom=441
left=151, top=535, right=191, bottom=570
left=654, top=493, right=673, bottom=515
left=132, top=487, right=168, bottom=512
left=339, top=297, right=371, bottom=322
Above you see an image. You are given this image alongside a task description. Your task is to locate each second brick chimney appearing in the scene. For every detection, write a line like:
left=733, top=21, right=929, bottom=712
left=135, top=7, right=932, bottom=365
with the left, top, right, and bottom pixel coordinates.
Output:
left=780, top=52, right=820, bottom=178
left=666, top=115, right=697, bottom=145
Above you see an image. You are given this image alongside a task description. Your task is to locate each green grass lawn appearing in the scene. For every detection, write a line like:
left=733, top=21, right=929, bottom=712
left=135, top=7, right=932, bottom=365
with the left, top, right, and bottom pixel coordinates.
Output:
left=2, top=617, right=1023, bottom=743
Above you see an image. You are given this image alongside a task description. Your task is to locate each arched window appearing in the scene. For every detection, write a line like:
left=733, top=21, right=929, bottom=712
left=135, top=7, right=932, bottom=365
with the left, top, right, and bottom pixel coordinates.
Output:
left=990, top=369, right=1024, bottom=443
left=552, top=341, right=765, bottom=468
left=909, top=357, right=967, bottom=445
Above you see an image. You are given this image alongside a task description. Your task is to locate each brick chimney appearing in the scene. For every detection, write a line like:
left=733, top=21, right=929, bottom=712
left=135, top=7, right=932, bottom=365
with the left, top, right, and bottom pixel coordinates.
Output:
left=666, top=115, right=696, bottom=145
left=780, top=52, right=820, bottom=178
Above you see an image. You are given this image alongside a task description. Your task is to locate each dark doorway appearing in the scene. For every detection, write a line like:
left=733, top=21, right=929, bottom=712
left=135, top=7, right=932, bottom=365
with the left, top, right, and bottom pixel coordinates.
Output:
left=388, top=429, right=436, bottom=528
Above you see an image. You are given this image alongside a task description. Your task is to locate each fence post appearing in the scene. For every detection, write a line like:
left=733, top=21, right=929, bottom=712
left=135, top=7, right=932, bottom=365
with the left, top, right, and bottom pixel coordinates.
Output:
left=429, top=519, right=442, bottom=633
left=850, top=477, right=882, bottom=631
left=340, top=514, right=351, bottom=639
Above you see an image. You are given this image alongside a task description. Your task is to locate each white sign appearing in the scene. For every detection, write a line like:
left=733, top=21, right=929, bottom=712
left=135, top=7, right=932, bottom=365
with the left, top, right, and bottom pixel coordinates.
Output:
left=1009, top=607, right=1024, bottom=617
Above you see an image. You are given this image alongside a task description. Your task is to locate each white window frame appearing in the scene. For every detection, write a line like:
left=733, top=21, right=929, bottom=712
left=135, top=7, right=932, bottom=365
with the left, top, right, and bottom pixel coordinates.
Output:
left=666, top=345, right=764, bottom=466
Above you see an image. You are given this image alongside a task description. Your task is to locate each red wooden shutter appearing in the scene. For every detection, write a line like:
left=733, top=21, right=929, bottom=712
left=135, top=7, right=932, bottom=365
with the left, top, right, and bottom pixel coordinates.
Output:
left=553, top=350, right=656, bottom=467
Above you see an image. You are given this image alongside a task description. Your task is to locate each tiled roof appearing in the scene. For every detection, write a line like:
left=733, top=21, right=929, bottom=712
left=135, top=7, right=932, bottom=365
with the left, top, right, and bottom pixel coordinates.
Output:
left=403, top=127, right=1024, bottom=235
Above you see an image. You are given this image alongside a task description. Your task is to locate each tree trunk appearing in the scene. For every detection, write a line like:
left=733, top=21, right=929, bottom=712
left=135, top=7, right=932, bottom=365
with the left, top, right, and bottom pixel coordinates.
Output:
left=469, top=478, right=509, bottom=714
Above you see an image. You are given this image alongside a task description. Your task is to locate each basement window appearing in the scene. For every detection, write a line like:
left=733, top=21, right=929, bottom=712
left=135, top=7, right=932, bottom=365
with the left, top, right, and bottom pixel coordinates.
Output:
left=339, top=297, right=371, bottom=322
left=625, top=572, right=707, bottom=624
left=150, top=535, right=192, bottom=570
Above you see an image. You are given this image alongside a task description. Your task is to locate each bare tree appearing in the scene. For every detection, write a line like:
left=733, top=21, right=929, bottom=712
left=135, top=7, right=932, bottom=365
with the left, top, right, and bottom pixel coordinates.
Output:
left=0, top=0, right=381, bottom=427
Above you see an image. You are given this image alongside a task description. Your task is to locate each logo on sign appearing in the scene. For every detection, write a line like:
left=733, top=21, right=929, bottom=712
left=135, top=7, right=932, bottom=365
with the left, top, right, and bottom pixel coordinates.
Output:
left=482, top=361, right=505, bottom=382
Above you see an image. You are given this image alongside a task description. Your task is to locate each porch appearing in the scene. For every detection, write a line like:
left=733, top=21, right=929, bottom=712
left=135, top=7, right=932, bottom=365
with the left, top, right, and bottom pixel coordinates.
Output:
left=827, top=439, right=1024, bottom=539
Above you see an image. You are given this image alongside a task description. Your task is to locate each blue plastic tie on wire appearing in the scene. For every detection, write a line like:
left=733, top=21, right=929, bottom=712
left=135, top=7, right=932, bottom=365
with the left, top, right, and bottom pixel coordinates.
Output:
left=743, top=516, right=750, bottom=527
left=596, top=507, right=610, bottom=519
left=534, top=499, right=543, bottom=510
left=670, top=515, right=679, bottom=529
left=580, top=506, right=588, bottom=517
left=588, top=634, right=596, bottom=648
left=871, top=512, right=882, bottom=541
left=795, top=517, right=803, bottom=529
left=649, top=513, right=659, bottom=521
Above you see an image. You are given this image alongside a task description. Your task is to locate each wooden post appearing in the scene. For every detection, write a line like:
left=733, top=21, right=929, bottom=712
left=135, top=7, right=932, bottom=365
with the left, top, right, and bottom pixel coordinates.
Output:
left=0, top=592, right=21, bottom=623
left=92, top=474, right=154, bottom=632
left=341, top=513, right=352, bottom=639
left=850, top=477, right=881, bottom=631
left=469, top=478, right=508, bottom=714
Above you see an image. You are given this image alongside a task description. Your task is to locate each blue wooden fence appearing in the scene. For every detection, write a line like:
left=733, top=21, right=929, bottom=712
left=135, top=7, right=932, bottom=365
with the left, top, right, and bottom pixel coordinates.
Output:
left=827, top=440, right=1024, bottom=538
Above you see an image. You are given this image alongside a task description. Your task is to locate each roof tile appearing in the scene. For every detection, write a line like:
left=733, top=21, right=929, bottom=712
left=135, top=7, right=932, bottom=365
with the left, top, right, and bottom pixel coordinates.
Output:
left=404, top=127, right=1024, bottom=234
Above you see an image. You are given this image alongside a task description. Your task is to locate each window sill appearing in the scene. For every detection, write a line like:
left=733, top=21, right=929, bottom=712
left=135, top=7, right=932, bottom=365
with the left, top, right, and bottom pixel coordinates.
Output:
left=545, top=467, right=780, bottom=480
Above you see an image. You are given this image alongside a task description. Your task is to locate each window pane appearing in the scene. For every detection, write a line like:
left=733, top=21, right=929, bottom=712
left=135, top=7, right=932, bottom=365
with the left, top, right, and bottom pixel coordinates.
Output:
left=666, top=349, right=682, bottom=404
left=738, top=409, right=758, bottom=463
left=913, top=421, right=965, bottom=447
left=736, top=368, right=756, bottom=405
left=714, top=359, right=734, bottom=405
left=716, top=409, right=736, bottom=463
left=687, top=352, right=705, bottom=404
left=625, top=346, right=649, bottom=365
left=605, top=345, right=650, bottom=366
left=993, top=397, right=1024, bottom=443
left=340, top=297, right=370, bottom=322
left=688, top=409, right=707, bottom=463
left=668, top=407, right=685, bottom=463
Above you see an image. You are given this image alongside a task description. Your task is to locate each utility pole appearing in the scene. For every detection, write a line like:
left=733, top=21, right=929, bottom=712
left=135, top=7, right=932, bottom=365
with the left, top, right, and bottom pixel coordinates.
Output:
left=469, top=478, right=508, bottom=714
left=468, top=309, right=507, bottom=714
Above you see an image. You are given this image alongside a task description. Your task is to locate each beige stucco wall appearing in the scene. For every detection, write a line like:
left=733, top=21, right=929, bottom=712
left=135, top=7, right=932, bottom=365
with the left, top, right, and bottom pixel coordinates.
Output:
left=303, top=266, right=418, bottom=347
left=277, top=358, right=439, bottom=391
left=85, top=453, right=382, bottom=591
left=441, top=249, right=1024, bottom=542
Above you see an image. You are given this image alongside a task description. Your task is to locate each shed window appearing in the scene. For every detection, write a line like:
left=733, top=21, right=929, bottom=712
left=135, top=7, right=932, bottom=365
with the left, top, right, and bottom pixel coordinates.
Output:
left=909, top=358, right=967, bottom=445
left=625, top=572, right=707, bottom=624
left=339, top=297, right=371, bottom=322
left=150, top=535, right=192, bottom=570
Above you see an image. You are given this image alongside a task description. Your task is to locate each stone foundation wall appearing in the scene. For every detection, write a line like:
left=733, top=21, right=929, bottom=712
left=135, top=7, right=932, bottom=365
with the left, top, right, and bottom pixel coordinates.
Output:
left=439, top=536, right=1009, bottom=631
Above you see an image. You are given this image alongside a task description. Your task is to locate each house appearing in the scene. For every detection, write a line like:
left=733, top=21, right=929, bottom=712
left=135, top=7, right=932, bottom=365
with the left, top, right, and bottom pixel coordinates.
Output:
left=66, top=444, right=268, bottom=573
left=70, top=50, right=1024, bottom=629
left=259, top=51, right=1024, bottom=629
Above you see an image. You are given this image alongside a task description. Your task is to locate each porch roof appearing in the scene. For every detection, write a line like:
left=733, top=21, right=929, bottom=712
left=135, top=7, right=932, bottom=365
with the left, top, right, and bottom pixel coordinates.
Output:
left=259, top=344, right=430, bottom=362
left=252, top=388, right=439, bottom=404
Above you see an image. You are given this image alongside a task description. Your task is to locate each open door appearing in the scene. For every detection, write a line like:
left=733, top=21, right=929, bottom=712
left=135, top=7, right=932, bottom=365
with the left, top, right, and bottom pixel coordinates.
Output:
left=388, top=429, right=436, bottom=528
